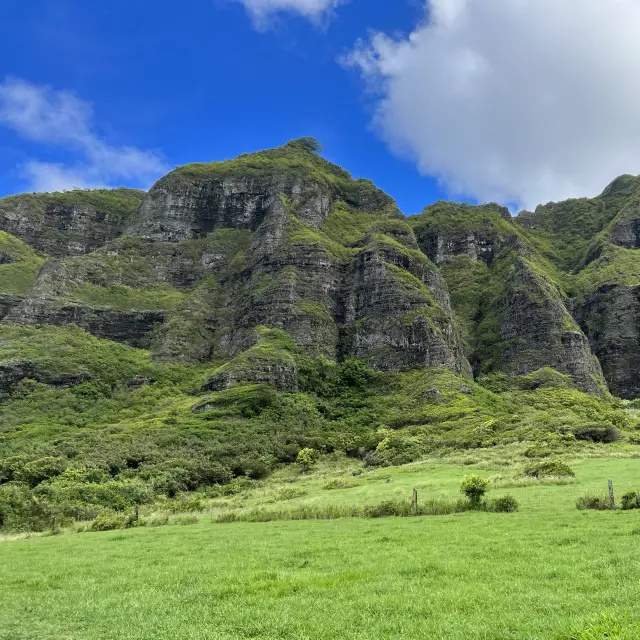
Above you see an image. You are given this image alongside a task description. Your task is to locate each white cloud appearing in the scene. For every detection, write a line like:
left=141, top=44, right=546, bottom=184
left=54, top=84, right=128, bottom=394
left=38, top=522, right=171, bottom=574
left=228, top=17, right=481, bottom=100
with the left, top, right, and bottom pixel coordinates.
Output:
left=346, top=0, right=640, bottom=210
left=0, top=77, right=168, bottom=192
left=237, top=0, right=343, bottom=28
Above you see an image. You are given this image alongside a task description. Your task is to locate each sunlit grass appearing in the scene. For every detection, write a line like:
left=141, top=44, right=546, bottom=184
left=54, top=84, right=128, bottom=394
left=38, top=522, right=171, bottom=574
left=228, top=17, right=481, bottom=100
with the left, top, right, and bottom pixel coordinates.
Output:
left=1, top=456, right=640, bottom=639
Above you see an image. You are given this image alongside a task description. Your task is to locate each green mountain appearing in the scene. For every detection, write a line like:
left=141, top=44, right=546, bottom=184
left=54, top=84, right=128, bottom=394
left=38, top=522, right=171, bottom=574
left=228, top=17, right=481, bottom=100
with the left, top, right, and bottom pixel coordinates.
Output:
left=0, top=138, right=637, bottom=531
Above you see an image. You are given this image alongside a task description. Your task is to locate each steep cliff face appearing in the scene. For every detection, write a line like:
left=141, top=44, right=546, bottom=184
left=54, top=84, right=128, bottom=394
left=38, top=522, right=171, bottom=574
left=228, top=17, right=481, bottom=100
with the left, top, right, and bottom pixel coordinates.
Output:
left=0, top=188, right=144, bottom=257
left=516, top=176, right=640, bottom=399
left=577, top=283, right=639, bottom=399
left=4, top=141, right=469, bottom=387
left=0, top=140, right=638, bottom=399
left=409, top=203, right=607, bottom=394
left=125, top=142, right=392, bottom=242
left=611, top=200, right=640, bottom=249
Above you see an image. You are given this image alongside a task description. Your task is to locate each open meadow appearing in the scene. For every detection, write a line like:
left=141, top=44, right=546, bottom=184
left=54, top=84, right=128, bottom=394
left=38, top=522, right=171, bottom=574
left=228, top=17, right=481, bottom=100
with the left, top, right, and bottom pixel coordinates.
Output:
left=2, top=453, right=640, bottom=640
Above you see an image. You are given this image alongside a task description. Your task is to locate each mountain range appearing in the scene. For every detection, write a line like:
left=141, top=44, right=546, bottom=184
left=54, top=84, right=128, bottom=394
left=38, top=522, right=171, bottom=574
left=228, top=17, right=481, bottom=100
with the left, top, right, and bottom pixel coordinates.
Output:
left=0, top=138, right=637, bottom=528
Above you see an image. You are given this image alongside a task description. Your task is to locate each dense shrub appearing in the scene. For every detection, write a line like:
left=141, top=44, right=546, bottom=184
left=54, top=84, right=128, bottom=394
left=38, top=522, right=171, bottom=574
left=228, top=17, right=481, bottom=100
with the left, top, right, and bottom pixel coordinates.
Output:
left=296, top=448, right=317, bottom=474
left=460, top=474, right=488, bottom=507
left=0, top=482, right=52, bottom=531
left=523, top=445, right=553, bottom=459
left=576, top=494, right=613, bottom=510
left=486, top=495, right=519, bottom=513
left=524, top=460, right=575, bottom=478
left=621, top=491, right=640, bottom=510
left=572, top=425, right=619, bottom=443
left=363, top=500, right=413, bottom=518
left=90, top=511, right=128, bottom=532
left=174, top=515, right=198, bottom=526
left=374, top=436, right=421, bottom=467
left=338, top=359, right=377, bottom=388
left=216, top=497, right=475, bottom=523
left=15, top=457, right=67, bottom=488
left=42, top=479, right=153, bottom=512
left=165, top=495, right=205, bottom=513
left=148, top=512, right=170, bottom=527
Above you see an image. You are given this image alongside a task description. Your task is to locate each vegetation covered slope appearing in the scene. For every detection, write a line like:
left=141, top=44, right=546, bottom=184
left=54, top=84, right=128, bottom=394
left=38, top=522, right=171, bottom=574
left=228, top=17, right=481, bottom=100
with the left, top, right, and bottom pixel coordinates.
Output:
left=0, top=138, right=638, bottom=531
left=516, top=174, right=640, bottom=398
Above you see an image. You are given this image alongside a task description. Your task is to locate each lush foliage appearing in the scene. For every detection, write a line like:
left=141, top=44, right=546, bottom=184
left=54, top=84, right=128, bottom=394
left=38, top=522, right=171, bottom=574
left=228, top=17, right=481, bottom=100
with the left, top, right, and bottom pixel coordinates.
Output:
left=0, top=318, right=634, bottom=531
left=460, top=474, right=488, bottom=506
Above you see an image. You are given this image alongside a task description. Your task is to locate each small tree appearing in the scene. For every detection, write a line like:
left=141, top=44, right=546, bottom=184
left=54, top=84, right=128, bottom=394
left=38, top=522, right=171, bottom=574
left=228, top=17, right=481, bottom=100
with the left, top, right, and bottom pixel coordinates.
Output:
left=297, top=137, right=322, bottom=153
left=460, top=474, right=488, bottom=508
left=296, top=448, right=317, bottom=474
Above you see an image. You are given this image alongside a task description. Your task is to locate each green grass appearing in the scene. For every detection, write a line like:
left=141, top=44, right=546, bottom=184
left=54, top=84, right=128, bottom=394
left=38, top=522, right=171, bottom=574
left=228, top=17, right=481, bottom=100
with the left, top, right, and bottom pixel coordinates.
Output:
left=1, top=456, right=640, bottom=639
left=66, top=282, right=186, bottom=311
left=0, top=231, right=46, bottom=295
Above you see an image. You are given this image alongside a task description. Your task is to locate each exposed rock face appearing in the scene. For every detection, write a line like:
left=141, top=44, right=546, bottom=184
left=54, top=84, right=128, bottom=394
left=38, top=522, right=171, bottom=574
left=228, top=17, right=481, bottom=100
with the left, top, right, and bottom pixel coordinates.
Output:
left=0, top=141, right=638, bottom=398
left=489, top=256, right=604, bottom=394
left=0, top=189, right=145, bottom=256
left=411, top=205, right=607, bottom=394
left=511, top=176, right=640, bottom=398
left=413, top=202, right=511, bottom=267
left=339, top=231, right=469, bottom=374
left=5, top=260, right=165, bottom=348
left=0, top=295, right=21, bottom=321
left=126, top=172, right=332, bottom=242
left=578, top=284, right=640, bottom=399
left=204, top=361, right=299, bottom=393
left=0, top=359, right=35, bottom=393
left=611, top=205, right=640, bottom=249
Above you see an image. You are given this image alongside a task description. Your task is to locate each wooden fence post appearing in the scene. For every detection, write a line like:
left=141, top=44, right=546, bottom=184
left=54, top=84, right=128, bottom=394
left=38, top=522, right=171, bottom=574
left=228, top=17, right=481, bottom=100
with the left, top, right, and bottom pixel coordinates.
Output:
left=412, top=488, right=418, bottom=510
left=608, top=479, right=615, bottom=509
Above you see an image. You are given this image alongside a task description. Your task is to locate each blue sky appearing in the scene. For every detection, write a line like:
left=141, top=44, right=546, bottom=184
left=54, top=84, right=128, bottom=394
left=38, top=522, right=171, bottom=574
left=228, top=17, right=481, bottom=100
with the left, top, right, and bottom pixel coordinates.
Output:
left=0, top=0, right=448, bottom=214
left=3, top=0, right=640, bottom=214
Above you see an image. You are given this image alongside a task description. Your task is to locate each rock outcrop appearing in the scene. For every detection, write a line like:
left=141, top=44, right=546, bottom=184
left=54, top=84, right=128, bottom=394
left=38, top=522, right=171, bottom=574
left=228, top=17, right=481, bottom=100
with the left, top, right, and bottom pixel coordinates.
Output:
left=0, top=189, right=144, bottom=256
left=410, top=204, right=607, bottom=394
left=0, top=140, right=638, bottom=398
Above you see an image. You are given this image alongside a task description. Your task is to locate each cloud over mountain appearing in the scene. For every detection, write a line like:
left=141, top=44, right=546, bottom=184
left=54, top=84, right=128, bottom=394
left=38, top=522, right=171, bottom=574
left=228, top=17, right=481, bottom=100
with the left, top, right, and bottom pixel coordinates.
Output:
left=346, top=0, right=640, bottom=209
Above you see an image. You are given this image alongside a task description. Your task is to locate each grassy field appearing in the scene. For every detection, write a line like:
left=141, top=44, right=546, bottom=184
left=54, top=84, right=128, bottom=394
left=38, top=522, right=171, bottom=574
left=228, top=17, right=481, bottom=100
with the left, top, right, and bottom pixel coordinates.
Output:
left=2, top=455, right=640, bottom=639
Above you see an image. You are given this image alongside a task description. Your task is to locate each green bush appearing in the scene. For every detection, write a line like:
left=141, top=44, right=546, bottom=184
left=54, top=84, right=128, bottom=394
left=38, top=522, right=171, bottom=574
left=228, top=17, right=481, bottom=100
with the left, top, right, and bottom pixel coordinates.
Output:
left=621, top=491, right=640, bottom=510
left=0, top=482, right=52, bottom=531
left=524, top=445, right=553, bottom=459
left=576, top=494, right=614, bottom=510
left=214, top=497, right=480, bottom=524
left=486, top=495, right=519, bottom=513
left=15, top=457, right=67, bottom=488
left=460, top=474, right=488, bottom=507
left=148, top=512, right=170, bottom=527
left=296, top=448, right=317, bottom=474
left=36, top=478, right=152, bottom=515
left=165, top=495, right=205, bottom=513
left=362, top=500, right=412, bottom=518
left=572, top=425, right=619, bottom=443
left=174, top=515, right=198, bottom=526
left=90, top=511, right=128, bottom=532
left=524, top=460, right=575, bottom=478
left=374, top=436, right=421, bottom=467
